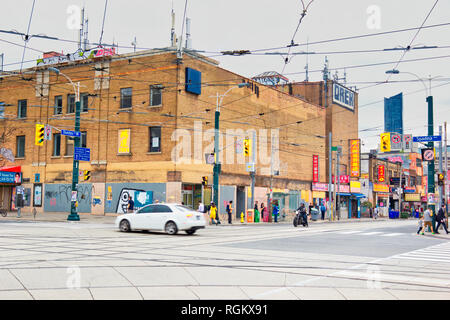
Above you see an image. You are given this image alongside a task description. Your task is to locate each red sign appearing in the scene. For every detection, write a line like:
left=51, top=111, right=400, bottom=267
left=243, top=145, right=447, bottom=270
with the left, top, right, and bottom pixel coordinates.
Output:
left=332, top=175, right=350, bottom=184
left=349, top=139, right=360, bottom=177
left=378, top=165, right=385, bottom=182
left=313, top=155, right=319, bottom=183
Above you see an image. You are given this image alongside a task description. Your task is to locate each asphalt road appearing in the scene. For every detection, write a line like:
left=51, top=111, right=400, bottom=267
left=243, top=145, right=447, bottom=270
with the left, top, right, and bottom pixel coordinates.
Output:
left=0, top=218, right=449, bottom=300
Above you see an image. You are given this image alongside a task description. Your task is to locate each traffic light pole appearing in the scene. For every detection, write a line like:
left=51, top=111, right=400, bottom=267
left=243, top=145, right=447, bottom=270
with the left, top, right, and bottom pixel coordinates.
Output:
left=213, top=95, right=220, bottom=206
left=439, top=125, right=443, bottom=209
left=427, top=96, right=435, bottom=212
left=68, top=84, right=81, bottom=221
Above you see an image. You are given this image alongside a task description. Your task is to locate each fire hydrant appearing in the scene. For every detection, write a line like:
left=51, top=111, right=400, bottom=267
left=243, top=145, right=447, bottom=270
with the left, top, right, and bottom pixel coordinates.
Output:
left=240, top=212, right=244, bottom=223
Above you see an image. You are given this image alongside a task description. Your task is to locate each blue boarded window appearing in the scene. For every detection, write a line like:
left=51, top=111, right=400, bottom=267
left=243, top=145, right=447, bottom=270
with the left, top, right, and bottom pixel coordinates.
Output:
left=185, top=67, right=201, bottom=95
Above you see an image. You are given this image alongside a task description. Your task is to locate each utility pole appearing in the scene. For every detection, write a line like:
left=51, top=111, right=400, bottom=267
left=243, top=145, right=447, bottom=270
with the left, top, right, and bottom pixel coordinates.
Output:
left=250, top=130, right=256, bottom=211
left=439, top=125, right=443, bottom=209
left=213, top=93, right=220, bottom=206
left=427, top=95, right=435, bottom=212
left=336, top=146, right=341, bottom=220
left=333, top=152, right=337, bottom=221
left=328, top=133, right=333, bottom=221
left=399, top=164, right=403, bottom=213
left=445, top=121, right=448, bottom=211
left=269, top=134, right=274, bottom=222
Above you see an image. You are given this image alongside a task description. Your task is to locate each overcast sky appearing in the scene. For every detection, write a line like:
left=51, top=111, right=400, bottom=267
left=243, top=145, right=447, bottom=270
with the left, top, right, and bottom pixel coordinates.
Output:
left=1, top=0, right=449, bottom=152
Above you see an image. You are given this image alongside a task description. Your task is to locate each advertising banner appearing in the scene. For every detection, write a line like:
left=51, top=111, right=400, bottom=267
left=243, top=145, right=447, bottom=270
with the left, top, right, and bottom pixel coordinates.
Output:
left=373, top=184, right=389, bottom=193
left=118, top=129, right=131, bottom=154
left=313, top=155, right=319, bottom=183
left=378, top=165, right=385, bottom=182
left=349, top=139, right=360, bottom=177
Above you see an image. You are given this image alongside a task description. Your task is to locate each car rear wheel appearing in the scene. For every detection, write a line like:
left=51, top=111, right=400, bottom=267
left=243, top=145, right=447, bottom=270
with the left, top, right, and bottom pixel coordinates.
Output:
left=185, top=229, right=196, bottom=235
left=165, top=221, right=178, bottom=235
left=119, top=220, right=131, bottom=232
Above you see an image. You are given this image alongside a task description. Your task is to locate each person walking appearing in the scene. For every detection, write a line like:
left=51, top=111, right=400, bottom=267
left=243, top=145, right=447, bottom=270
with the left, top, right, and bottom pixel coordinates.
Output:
left=435, top=204, right=449, bottom=234
left=273, top=201, right=279, bottom=223
left=127, top=196, right=135, bottom=214
left=320, top=202, right=326, bottom=220
left=417, top=213, right=424, bottom=235
left=226, top=201, right=233, bottom=224
left=373, top=206, right=379, bottom=220
left=260, top=203, right=266, bottom=222
left=254, top=201, right=260, bottom=223
left=420, top=206, right=435, bottom=235
left=209, top=202, right=219, bottom=225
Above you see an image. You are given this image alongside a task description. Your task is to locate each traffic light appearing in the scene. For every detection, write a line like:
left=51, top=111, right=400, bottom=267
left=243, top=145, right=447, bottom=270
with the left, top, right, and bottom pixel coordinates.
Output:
left=244, top=138, right=251, bottom=157
left=83, top=170, right=91, bottom=181
left=438, top=173, right=445, bottom=186
left=380, top=133, right=390, bottom=152
left=35, top=124, right=45, bottom=146
left=202, top=176, right=208, bottom=186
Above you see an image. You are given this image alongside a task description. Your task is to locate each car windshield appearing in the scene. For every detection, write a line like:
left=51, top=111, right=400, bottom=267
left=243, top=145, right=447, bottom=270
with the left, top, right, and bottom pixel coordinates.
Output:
left=175, top=205, right=197, bottom=213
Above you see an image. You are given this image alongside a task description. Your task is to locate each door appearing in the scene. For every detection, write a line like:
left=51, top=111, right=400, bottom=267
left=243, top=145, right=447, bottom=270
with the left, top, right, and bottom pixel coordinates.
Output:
left=236, top=187, right=245, bottom=219
left=133, top=205, right=155, bottom=229
left=151, top=204, right=174, bottom=230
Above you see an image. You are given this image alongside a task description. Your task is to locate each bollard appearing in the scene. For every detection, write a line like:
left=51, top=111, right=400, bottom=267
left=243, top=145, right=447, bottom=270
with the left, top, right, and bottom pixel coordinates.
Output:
left=240, top=212, right=244, bottom=223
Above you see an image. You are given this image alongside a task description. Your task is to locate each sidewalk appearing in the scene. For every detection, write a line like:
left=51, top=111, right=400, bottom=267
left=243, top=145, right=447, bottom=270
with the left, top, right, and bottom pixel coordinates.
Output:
left=0, top=210, right=117, bottom=224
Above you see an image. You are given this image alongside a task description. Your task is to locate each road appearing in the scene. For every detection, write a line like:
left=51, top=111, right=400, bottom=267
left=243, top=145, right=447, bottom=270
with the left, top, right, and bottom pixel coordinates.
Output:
left=0, top=218, right=449, bottom=300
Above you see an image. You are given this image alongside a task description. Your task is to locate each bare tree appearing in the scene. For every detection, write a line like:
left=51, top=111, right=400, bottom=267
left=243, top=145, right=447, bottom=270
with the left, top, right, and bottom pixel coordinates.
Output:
left=0, top=118, right=17, bottom=167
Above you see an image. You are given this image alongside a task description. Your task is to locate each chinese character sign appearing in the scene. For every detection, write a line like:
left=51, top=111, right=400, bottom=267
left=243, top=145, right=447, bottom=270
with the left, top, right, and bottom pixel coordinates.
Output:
left=378, top=165, right=385, bottom=182
left=313, top=155, right=319, bottom=183
left=349, top=139, right=360, bottom=177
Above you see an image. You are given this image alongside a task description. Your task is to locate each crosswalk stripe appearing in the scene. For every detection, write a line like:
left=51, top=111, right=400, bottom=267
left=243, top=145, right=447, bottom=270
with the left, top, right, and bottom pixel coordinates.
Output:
left=360, top=232, right=383, bottom=235
left=392, top=242, right=450, bottom=263
left=337, top=230, right=363, bottom=234
left=380, top=233, right=403, bottom=237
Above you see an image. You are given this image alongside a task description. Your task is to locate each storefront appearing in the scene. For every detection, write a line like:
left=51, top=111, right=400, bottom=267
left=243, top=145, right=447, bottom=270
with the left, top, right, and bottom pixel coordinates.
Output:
left=350, top=181, right=365, bottom=219
left=404, top=193, right=421, bottom=212
left=373, top=183, right=390, bottom=216
left=311, top=183, right=330, bottom=207
left=181, top=184, right=205, bottom=209
left=0, top=166, right=23, bottom=211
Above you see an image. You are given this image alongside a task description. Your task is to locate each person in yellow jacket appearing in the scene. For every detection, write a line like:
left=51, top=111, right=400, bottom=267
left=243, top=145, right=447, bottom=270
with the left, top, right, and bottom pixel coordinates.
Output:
left=209, top=202, right=220, bottom=225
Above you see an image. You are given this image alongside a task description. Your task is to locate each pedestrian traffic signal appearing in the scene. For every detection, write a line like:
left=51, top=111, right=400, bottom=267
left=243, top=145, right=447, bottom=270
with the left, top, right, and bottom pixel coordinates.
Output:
left=83, top=170, right=91, bottom=181
left=380, top=133, right=390, bottom=152
left=202, top=176, right=208, bottom=186
left=35, top=124, right=45, bottom=146
left=244, top=138, right=251, bottom=157
left=438, top=173, right=445, bottom=186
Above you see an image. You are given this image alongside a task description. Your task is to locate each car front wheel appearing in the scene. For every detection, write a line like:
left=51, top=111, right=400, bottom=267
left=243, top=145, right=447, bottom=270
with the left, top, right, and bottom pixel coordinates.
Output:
left=119, top=220, right=131, bottom=232
left=165, top=221, right=178, bottom=235
left=185, top=229, right=196, bottom=235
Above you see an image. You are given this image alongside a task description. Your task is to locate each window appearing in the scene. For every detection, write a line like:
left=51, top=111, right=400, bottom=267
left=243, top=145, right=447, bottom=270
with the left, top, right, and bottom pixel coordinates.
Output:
left=16, top=136, right=25, bottom=158
left=18, top=100, right=27, bottom=118
left=80, top=93, right=89, bottom=112
left=150, top=85, right=162, bottom=106
left=138, top=205, right=154, bottom=214
left=67, top=94, right=75, bottom=114
left=0, top=102, right=4, bottom=119
left=81, top=131, right=87, bottom=148
left=152, top=205, right=173, bottom=213
left=149, top=127, right=161, bottom=153
left=65, top=136, right=74, bottom=156
left=54, top=96, right=63, bottom=115
left=120, top=88, right=132, bottom=108
left=53, top=133, right=61, bottom=156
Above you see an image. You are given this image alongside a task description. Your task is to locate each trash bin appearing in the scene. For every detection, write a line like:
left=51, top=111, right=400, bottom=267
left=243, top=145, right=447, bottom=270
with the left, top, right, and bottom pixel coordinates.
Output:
left=389, top=210, right=399, bottom=219
left=310, top=208, right=320, bottom=221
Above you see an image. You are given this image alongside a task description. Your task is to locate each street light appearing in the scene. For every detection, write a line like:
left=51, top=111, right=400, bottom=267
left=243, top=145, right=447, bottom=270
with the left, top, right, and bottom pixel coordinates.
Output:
left=386, top=69, right=436, bottom=211
left=212, top=83, right=250, bottom=209
left=49, top=67, right=81, bottom=221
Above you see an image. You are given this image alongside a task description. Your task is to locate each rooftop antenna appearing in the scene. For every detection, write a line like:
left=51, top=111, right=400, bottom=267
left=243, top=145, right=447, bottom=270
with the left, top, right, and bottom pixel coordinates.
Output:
left=177, top=0, right=188, bottom=60
left=98, top=0, right=108, bottom=47
left=185, top=17, right=192, bottom=49
left=79, top=7, right=85, bottom=50
left=83, top=15, right=89, bottom=51
left=304, top=37, right=309, bottom=82
left=131, top=36, right=137, bottom=52
left=322, top=56, right=330, bottom=81
left=170, top=3, right=177, bottom=47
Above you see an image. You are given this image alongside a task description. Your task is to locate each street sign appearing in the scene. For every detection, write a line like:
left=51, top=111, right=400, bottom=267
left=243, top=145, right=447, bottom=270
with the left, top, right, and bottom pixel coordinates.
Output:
left=61, top=130, right=81, bottom=138
left=205, top=153, right=215, bottom=164
left=421, top=148, right=434, bottom=161
left=390, top=133, right=402, bottom=151
left=246, top=163, right=255, bottom=172
left=413, top=135, right=441, bottom=142
left=74, top=147, right=90, bottom=161
left=331, top=146, right=338, bottom=151
left=44, top=125, right=52, bottom=141
left=403, top=134, right=412, bottom=152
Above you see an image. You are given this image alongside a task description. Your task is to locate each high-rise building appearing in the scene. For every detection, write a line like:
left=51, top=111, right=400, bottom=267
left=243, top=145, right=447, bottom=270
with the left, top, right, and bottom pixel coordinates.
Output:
left=384, top=93, right=403, bottom=135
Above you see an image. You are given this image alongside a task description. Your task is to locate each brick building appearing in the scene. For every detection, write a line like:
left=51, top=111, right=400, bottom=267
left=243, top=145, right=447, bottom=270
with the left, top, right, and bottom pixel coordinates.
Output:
left=0, top=48, right=332, bottom=217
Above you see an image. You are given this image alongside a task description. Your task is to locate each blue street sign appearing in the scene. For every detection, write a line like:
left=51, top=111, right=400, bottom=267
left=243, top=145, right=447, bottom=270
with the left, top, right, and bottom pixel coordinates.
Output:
left=413, top=135, right=441, bottom=142
left=74, top=147, right=90, bottom=162
left=61, top=130, right=81, bottom=137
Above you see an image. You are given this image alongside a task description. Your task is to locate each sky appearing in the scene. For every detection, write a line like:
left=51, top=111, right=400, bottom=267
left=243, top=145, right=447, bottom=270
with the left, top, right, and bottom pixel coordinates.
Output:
left=1, top=0, right=449, bottom=152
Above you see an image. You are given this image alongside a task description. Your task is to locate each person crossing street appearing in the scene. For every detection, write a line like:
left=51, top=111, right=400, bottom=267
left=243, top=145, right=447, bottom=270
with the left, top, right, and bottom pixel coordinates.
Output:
left=435, top=204, right=449, bottom=234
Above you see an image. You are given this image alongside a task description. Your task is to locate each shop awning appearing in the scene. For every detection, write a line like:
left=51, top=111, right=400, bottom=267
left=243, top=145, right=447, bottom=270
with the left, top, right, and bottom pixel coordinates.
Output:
left=351, top=193, right=366, bottom=198
left=337, top=192, right=351, bottom=196
left=0, top=166, right=21, bottom=173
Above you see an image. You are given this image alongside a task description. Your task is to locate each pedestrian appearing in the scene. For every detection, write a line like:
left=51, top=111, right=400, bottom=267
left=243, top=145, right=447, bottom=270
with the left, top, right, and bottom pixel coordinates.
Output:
left=254, top=201, right=260, bottom=223
left=127, top=196, right=134, bottom=214
left=420, top=206, right=435, bottom=235
left=198, top=202, right=204, bottom=213
left=435, top=204, right=449, bottom=234
left=226, top=201, right=233, bottom=224
left=320, top=202, right=326, bottom=220
left=273, top=201, right=279, bottom=223
left=209, top=202, right=218, bottom=225
left=369, top=206, right=373, bottom=218
left=417, top=213, right=424, bottom=235
left=260, top=203, right=266, bottom=222
left=373, top=206, right=379, bottom=220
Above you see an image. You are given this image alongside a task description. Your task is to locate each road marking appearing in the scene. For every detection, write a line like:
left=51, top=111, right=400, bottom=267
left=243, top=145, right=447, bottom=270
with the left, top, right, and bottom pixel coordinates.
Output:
left=360, top=232, right=383, bottom=236
left=337, top=230, right=363, bottom=234
left=392, top=242, right=450, bottom=264
left=380, top=233, right=403, bottom=237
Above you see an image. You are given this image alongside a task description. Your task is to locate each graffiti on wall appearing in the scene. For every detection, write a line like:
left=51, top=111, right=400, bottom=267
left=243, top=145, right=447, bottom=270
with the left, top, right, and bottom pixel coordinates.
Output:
left=44, top=184, right=91, bottom=210
left=116, top=188, right=153, bottom=213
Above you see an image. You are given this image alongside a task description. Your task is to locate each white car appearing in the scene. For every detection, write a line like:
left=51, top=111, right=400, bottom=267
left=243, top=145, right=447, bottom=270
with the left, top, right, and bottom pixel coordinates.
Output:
left=115, top=203, right=206, bottom=235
